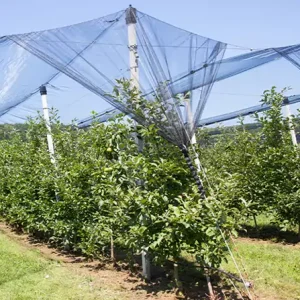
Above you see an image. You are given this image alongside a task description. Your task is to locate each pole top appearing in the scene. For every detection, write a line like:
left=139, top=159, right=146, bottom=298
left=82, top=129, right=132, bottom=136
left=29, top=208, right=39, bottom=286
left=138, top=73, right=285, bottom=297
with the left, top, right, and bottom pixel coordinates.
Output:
left=40, top=85, right=47, bottom=95
left=126, top=5, right=137, bottom=24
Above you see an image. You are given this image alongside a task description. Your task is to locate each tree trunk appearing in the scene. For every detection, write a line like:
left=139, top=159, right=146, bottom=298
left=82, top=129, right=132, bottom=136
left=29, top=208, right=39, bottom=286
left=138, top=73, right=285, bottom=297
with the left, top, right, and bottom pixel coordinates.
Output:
left=174, top=262, right=183, bottom=291
left=253, top=215, right=258, bottom=232
left=110, top=234, right=115, bottom=261
left=205, top=269, right=215, bottom=299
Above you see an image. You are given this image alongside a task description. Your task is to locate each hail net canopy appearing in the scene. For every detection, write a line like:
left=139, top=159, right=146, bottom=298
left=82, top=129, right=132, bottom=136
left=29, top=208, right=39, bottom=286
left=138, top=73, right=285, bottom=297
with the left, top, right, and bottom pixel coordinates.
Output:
left=1, top=6, right=300, bottom=148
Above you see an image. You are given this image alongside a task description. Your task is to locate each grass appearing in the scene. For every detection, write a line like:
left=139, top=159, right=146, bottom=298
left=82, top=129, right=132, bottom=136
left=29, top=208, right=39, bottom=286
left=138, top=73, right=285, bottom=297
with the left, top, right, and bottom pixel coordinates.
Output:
left=180, top=214, right=300, bottom=299
left=220, top=214, right=300, bottom=299
left=1, top=216, right=300, bottom=300
left=239, top=214, right=300, bottom=244
left=223, top=238, right=300, bottom=299
left=0, top=232, right=137, bottom=300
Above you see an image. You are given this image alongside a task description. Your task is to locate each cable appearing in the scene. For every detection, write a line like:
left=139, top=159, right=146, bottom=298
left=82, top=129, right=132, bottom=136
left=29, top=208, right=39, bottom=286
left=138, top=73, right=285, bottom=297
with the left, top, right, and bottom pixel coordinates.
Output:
left=11, top=38, right=255, bottom=50
left=137, top=10, right=258, bottom=52
left=218, top=223, right=253, bottom=299
left=59, top=93, right=90, bottom=109
left=210, top=92, right=261, bottom=97
left=228, top=278, right=246, bottom=300
left=188, top=144, right=253, bottom=299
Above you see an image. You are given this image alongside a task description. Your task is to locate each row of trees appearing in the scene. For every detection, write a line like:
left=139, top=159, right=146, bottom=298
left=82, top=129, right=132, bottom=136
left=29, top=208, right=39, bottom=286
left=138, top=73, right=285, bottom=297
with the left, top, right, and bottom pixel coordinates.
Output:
left=0, top=86, right=298, bottom=273
left=199, top=87, right=300, bottom=236
left=0, top=111, right=235, bottom=268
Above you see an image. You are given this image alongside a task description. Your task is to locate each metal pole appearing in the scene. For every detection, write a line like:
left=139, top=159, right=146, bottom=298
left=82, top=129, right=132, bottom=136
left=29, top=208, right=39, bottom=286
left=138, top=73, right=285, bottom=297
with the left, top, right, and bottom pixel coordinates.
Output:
left=40, top=85, right=56, bottom=164
left=126, top=5, right=151, bottom=280
left=285, top=103, right=297, bottom=145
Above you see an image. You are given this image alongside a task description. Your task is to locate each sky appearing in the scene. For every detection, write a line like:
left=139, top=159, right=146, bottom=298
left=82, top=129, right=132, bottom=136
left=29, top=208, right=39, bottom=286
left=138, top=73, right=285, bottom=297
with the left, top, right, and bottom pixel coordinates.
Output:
left=1, top=0, right=300, bottom=125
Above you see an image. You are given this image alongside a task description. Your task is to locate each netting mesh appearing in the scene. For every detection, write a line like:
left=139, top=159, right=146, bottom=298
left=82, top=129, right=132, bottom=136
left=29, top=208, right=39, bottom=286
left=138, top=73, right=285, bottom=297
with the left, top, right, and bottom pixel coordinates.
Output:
left=198, top=94, right=300, bottom=126
left=78, top=93, right=300, bottom=129
left=1, top=6, right=300, bottom=147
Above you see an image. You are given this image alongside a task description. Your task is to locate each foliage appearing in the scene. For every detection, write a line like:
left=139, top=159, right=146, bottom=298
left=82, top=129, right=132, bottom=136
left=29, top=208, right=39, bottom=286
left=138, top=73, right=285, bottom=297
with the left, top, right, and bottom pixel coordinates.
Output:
left=199, top=87, right=300, bottom=234
left=0, top=83, right=299, bottom=276
left=223, top=238, right=300, bottom=300
left=0, top=107, right=236, bottom=269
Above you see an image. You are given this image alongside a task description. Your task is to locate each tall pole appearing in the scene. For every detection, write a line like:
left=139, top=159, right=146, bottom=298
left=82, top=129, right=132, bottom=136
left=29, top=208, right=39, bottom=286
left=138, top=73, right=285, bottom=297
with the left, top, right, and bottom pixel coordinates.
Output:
left=184, top=93, right=196, bottom=144
left=184, top=93, right=205, bottom=197
left=40, top=85, right=56, bottom=164
left=284, top=102, right=297, bottom=145
left=185, top=94, right=213, bottom=296
left=285, top=101, right=300, bottom=240
left=40, top=85, right=59, bottom=203
left=126, top=5, right=139, bottom=90
left=126, top=5, right=143, bottom=151
left=126, top=5, right=151, bottom=280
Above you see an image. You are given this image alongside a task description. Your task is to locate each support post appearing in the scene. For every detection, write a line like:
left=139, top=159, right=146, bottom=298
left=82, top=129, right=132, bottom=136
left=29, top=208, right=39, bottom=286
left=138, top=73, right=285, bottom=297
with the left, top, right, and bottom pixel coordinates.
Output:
left=141, top=250, right=151, bottom=281
left=184, top=94, right=213, bottom=297
left=184, top=93, right=206, bottom=198
left=185, top=93, right=201, bottom=168
left=284, top=102, right=297, bottom=145
left=40, top=85, right=56, bottom=164
left=126, top=5, right=139, bottom=90
left=126, top=5, right=151, bottom=281
left=40, top=85, right=59, bottom=203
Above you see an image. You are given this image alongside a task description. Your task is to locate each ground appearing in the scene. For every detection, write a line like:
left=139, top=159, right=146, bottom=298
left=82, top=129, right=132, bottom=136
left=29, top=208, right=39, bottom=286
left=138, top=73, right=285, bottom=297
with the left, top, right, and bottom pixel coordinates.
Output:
left=0, top=223, right=174, bottom=300
left=223, top=238, right=300, bottom=300
left=0, top=220, right=299, bottom=300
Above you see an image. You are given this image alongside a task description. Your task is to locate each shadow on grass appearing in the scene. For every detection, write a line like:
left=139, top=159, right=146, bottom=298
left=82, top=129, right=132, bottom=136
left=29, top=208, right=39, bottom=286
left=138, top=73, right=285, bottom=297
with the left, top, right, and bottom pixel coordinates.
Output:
left=79, top=251, right=250, bottom=299
left=239, top=223, right=300, bottom=244
left=2, top=223, right=251, bottom=299
left=128, top=257, right=250, bottom=300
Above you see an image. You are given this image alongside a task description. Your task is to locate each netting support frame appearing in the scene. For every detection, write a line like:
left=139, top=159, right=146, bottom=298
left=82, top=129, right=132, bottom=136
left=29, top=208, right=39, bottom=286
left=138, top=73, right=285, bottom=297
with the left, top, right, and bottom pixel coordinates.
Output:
left=126, top=5, right=151, bottom=281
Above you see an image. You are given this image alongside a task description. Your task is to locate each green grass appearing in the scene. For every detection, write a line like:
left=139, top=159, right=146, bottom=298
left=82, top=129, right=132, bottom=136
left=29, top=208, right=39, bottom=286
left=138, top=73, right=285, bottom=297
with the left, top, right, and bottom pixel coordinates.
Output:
left=0, top=233, right=134, bottom=300
left=1, top=221, right=300, bottom=300
left=223, top=239, right=300, bottom=300
left=221, top=214, right=300, bottom=299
